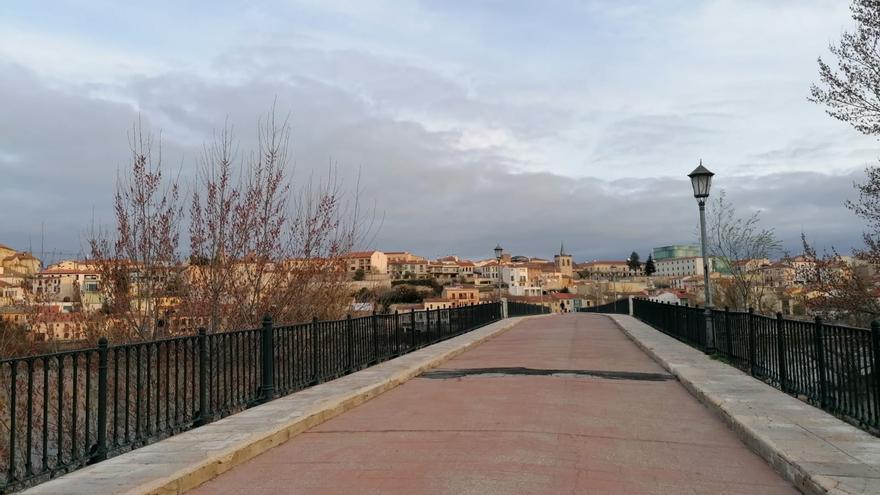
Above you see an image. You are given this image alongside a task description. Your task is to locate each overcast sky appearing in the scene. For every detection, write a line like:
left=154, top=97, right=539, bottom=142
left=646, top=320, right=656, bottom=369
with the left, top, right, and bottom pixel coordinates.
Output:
left=1, top=0, right=878, bottom=263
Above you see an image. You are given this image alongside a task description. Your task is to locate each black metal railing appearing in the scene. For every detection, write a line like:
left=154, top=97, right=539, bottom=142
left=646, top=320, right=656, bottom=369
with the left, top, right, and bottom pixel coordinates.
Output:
left=0, top=302, right=502, bottom=493
left=578, top=299, right=629, bottom=314
left=632, top=298, right=880, bottom=434
left=507, top=301, right=550, bottom=316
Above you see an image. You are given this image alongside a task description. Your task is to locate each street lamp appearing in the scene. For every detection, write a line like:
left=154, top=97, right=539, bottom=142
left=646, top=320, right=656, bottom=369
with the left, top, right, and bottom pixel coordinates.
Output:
left=688, top=161, right=715, bottom=349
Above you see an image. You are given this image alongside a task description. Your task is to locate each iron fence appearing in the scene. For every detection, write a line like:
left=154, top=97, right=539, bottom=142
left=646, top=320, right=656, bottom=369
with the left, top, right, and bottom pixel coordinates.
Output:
left=578, top=299, right=629, bottom=315
left=0, top=302, right=502, bottom=493
left=632, top=299, right=880, bottom=434
left=507, top=301, right=550, bottom=316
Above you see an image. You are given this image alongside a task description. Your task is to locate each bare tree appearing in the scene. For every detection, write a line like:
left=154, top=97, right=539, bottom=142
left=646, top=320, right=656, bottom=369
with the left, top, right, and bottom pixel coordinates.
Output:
left=707, top=191, right=781, bottom=311
left=810, top=0, right=880, bottom=136
left=88, top=120, right=183, bottom=340
left=186, top=123, right=242, bottom=332
left=185, top=108, right=364, bottom=331
left=806, top=1, right=880, bottom=325
left=801, top=234, right=878, bottom=326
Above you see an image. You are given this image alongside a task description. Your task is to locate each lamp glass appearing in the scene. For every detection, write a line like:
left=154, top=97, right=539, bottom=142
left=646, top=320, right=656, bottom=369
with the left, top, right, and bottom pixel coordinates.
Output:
left=494, top=244, right=503, bottom=260
left=688, top=164, right=714, bottom=199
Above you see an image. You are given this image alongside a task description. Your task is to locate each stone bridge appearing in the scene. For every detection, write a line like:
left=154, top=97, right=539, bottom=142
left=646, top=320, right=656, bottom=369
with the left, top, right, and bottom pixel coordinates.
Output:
left=24, top=314, right=880, bottom=495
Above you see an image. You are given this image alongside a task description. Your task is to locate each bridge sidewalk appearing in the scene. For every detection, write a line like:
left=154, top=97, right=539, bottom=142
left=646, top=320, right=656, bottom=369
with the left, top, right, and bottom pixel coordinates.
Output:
left=189, top=314, right=795, bottom=494
left=610, top=314, right=880, bottom=495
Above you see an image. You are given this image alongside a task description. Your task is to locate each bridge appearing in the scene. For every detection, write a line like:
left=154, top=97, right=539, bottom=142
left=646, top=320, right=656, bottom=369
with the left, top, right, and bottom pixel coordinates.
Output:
left=10, top=306, right=880, bottom=494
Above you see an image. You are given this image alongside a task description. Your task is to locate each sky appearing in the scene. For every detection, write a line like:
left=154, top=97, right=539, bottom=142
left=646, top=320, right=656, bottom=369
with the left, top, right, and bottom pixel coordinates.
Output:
left=1, top=0, right=878, bottom=263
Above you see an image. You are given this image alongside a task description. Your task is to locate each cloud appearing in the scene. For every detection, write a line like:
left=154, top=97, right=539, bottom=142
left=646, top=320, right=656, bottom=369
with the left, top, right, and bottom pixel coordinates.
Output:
left=0, top=0, right=875, bottom=264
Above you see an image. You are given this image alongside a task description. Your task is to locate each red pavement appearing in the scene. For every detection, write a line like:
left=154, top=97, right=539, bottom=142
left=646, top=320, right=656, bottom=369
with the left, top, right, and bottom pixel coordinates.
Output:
left=191, top=314, right=796, bottom=494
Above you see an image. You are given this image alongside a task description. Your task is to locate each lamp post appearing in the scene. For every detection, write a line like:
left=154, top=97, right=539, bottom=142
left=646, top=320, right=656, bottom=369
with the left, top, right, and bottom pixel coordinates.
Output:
left=494, top=243, right=504, bottom=303
left=689, top=161, right=715, bottom=350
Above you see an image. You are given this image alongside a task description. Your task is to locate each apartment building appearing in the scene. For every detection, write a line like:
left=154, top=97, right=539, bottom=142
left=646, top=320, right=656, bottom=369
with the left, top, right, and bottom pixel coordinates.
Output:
left=654, top=257, right=716, bottom=278
left=441, top=285, right=481, bottom=307
left=343, top=251, right=388, bottom=275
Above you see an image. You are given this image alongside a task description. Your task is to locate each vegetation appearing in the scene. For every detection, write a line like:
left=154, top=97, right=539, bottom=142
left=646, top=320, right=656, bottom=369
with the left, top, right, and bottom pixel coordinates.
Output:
left=627, top=251, right=641, bottom=271
left=706, top=191, right=781, bottom=311
left=83, top=107, right=369, bottom=340
left=643, top=255, right=656, bottom=276
left=391, top=278, right=442, bottom=295
left=807, top=0, right=880, bottom=325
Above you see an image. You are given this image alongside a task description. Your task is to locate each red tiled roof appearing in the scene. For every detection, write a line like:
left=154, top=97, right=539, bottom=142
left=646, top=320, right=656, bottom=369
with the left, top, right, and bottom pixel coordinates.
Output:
left=344, top=251, right=379, bottom=258
left=39, top=268, right=99, bottom=275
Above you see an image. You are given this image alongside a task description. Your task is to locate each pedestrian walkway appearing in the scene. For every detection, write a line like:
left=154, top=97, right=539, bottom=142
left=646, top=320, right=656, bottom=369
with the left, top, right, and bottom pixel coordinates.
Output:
left=190, top=314, right=796, bottom=494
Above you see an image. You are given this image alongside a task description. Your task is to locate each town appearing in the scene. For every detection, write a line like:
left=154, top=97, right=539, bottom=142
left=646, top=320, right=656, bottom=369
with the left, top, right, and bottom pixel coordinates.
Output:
left=0, top=240, right=847, bottom=345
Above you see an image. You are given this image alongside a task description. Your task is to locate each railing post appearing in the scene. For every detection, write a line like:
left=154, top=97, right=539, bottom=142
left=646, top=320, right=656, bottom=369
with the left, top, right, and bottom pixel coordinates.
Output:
left=725, top=307, right=733, bottom=358
left=775, top=313, right=787, bottom=392
left=196, top=328, right=209, bottom=426
left=312, top=316, right=320, bottom=385
left=94, top=337, right=109, bottom=463
left=747, top=307, right=756, bottom=376
left=260, top=314, right=275, bottom=403
left=814, top=316, right=828, bottom=409
left=371, top=310, right=379, bottom=364
left=426, top=306, right=433, bottom=343
left=870, top=321, right=880, bottom=427
left=410, top=308, right=417, bottom=349
left=346, top=315, right=353, bottom=372
left=394, top=310, right=401, bottom=357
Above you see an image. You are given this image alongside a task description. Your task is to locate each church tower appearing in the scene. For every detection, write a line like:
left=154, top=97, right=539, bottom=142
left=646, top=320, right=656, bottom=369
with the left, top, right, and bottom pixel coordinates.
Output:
left=554, top=241, right=573, bottom=277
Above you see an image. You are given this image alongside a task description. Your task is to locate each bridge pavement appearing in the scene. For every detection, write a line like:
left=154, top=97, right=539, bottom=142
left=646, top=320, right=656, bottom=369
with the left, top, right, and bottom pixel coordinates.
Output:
left=190, top=313, right=795, bottom=494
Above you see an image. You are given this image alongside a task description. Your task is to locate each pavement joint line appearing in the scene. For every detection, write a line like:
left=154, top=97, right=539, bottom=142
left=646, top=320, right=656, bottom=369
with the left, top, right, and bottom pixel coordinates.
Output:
left=419, top=366, right=673, bottom=381
left=21, top=315, right=550, bottom=495
left=607, top=313, right=880, bottom=495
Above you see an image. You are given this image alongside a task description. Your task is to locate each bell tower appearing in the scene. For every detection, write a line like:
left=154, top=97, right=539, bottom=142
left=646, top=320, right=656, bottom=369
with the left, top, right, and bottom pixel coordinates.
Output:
left=554, top=241, right=573, bottom=277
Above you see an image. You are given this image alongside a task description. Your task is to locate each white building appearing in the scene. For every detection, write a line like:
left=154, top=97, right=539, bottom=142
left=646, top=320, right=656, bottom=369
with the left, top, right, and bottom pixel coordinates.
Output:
left=654, top=257, right=715, bottom=278
left=502, top=265, right=543, bottom=297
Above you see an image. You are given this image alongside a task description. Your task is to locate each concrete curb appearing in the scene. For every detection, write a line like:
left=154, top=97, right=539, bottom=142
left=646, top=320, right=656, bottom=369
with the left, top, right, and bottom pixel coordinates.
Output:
left=607, top=314, right=880, bottom=495
left=23, top=316, right=547, bottom=495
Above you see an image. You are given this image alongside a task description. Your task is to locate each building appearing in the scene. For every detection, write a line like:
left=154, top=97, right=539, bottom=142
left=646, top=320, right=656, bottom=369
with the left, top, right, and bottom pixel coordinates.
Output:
left=31, top=313, right=89, bottom=341
left=385, top=252, right=424, bottom=263
left=501, top=265, right=543, bottom=297
left=549, top=292, right=576, bottom=312
left=0, top=244, right=42, bottom=306
left=441, top=286, right=480, bottom=307
left=0, top=280, right=26, bottom=306
left=423, top=298, right=454, bottom=310
left=34, top=262, right=102, bottom=303
left=654, top=257, right=716, bottom=278
left=649, top=289, right=691, bottom=305
left=553, top=242, right=573, bottom=278
left=456, top=260, right=475, bottom=280
left=0, top=305, right=28, bottom=326
left=474, top=260, right=501, bottom=282
left=576, top=260, right=635, bottom=279
left=343, top=251, right=388, bottom=275
left=427, top=261, right=460, bottom=282
left=652, top=245, right=701, bottom=261
left=388, top=260, right=428, bottom=280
